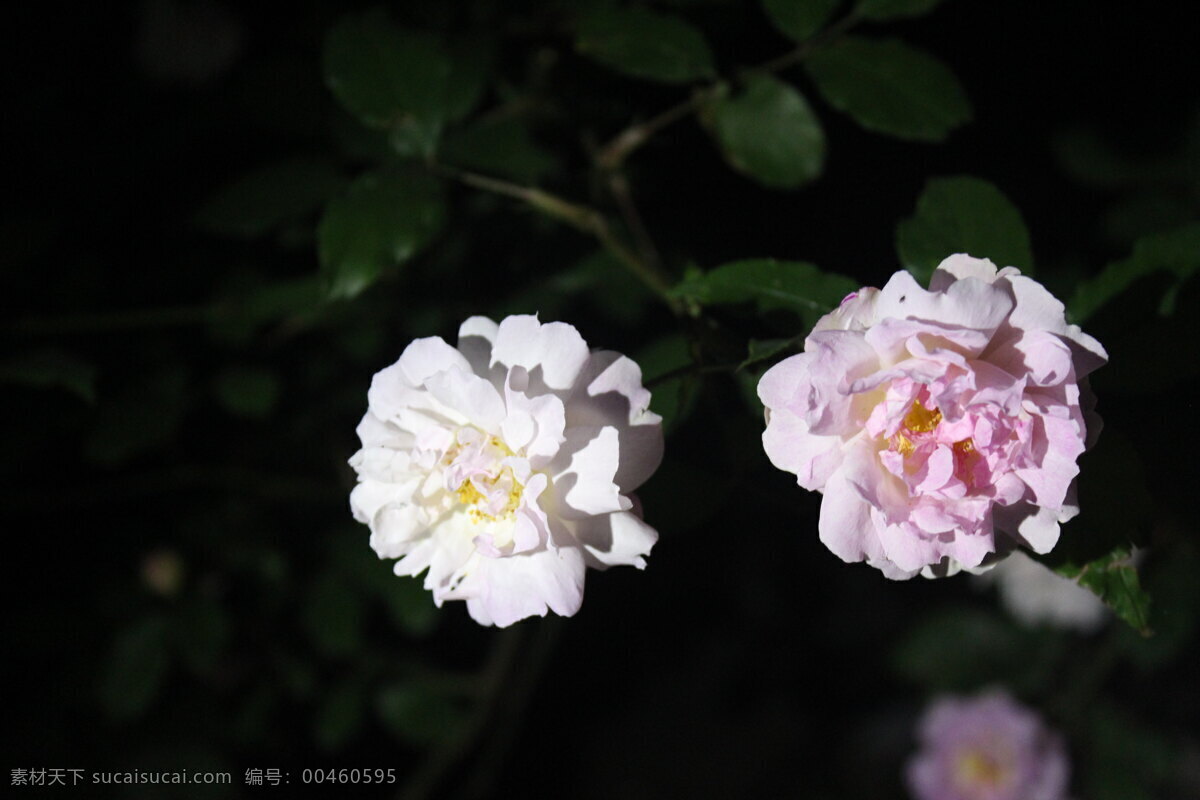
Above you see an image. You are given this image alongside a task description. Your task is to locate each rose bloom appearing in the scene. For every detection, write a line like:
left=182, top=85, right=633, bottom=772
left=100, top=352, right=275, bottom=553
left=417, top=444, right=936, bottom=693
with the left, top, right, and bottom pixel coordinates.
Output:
left=349, top=315, right=663, bottom=627
left=907, top=691, right=1070, bottom=800
left=758, top=255, right=1106, bottom=578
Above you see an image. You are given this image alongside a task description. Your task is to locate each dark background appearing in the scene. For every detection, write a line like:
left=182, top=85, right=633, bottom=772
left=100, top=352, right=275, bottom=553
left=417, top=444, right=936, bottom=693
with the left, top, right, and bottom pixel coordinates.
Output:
left=4, top=1, right=1198, bottom=798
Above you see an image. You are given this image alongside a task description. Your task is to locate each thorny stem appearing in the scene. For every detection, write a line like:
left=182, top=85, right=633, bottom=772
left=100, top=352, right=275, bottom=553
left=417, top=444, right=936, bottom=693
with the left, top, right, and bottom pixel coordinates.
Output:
left=595, top=10, right=862, bottom=172
left=433, top=164, right=684, bottom=315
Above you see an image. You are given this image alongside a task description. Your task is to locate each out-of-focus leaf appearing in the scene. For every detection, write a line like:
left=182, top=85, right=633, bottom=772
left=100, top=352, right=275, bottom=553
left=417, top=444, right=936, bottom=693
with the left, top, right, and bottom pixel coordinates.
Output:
left=209, top=275, right=325, bottom=343
left=302, top=573, right=365, bottom=658
left=896, top=176, right=1034, bottom=284
left=194, top=158, right=345, bottom=238
left=674, top=258, right=858, bottom=325
left=317, top=170, right=447, bottom=300
left=333, top=533, right=440, bottom=638
left=84, top=366, right=189, bottom=466
left=324, top=12, right=448, bottom=140
left=709, top=75, right=825, bottom=189
left=1069, top=222, right=1200, bottom=322
left=637, top=333, right=697, bottom=435
left=1082, top=703, right=1178, bottom=800
left=858, top=0, right=946, bottom=21
left=314, top=677, right=366, bottom=752
left=0, top=348, right=97, bottom=402
left=376, top=683, right=467, bottom=747
left=575, top=6, right=716, bottom=84
left=212, top=366, right=280, bottom=419
left=1053, top=129, right=1190, bottom=189
left=740, top=337, right=799, bottom=370
left=170, top=596, right=229, bottom=675
left=892, top=608, right=1054, bottom=692
left=441, top=118, right=556, bottom=184
left=496, top=250, right=652, bottom=325
left=99, top=615, right=169, bottom=720
left=805, top=36, right=971, bottom=142
left=761, top=0, right=840, bottom=42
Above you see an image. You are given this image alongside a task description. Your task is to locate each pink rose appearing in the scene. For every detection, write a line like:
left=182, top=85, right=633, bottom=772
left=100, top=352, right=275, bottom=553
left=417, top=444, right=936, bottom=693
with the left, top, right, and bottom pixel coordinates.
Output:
left=907, top=690, right=1070, bottom=800
left=758, top=255, right=1107, bottom=578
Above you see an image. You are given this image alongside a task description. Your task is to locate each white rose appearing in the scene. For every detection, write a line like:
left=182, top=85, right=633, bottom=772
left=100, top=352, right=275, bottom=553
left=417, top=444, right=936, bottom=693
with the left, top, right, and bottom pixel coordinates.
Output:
left=349, top=315, right=664, bottom=627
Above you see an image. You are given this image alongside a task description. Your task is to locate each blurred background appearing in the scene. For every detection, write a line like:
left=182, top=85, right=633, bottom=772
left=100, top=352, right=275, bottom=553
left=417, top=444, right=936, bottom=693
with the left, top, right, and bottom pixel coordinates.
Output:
left=3, top=0, right=1198, bottom=797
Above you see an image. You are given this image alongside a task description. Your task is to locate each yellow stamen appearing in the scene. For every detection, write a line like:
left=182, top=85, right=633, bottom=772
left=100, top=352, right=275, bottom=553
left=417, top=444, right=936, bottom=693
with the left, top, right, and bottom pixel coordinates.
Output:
left=456, top=468, right=523, bottom=523
left=904, top=401, right=942, bottom=433
left=954, top=749, right=1009, bottom=789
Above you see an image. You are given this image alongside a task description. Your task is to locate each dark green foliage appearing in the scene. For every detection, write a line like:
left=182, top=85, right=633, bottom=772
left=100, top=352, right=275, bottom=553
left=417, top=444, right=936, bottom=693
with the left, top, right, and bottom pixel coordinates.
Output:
left=896, top=176, right=1034, bottom=283
left=708, top=75, right=826, bottom=189
left=806, top=36, right=971, bottom=141
left=575, top=5, right=716, bottom=84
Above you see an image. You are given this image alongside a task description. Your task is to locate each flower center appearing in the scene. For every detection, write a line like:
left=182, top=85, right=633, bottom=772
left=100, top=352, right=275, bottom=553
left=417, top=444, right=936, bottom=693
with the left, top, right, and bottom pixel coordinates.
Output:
left=952, top=748, right=1012, bottom=793
left=444, top=431, right=525, bottom=524
left=890, top=400, right=944, bottom=456
left=455, top=466, right=524, bottom=523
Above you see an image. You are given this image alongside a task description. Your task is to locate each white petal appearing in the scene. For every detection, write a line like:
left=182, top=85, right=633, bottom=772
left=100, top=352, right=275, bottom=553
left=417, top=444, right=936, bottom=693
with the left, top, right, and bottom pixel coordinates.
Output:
left=874, top=269, right=1014, bottom=340
left=491, top=315, right=590, bottom=390
left=424, top=366, right=507, bottom=433
left=565, top=351, right=663, bottom=491
left=397, top=336, right=472, bottom=386
left=554, top=426, right=631, bottom=518
left=573, top=510, right=658, bottom=569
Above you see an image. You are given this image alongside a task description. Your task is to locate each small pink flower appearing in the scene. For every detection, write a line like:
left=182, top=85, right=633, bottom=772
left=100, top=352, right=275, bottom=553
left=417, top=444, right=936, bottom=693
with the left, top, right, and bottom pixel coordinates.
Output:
left=349, top=315, right=663, bottom=627
left=758, top=255, right=1106, bottom=578
left=907, top=691, right=1070, bottom=800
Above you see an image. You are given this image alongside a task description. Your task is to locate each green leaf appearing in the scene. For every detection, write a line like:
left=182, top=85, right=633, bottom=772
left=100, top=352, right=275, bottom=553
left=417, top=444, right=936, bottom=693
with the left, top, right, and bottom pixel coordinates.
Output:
left=709, top=75, right=826, bottom=189
left=441, top=118, right=556, bottom=184
left=761, top=0, right=840, bottom=42
left=302, top=573, right=365, bottom=658
left=1055, top=548, right=1151, bottom=635
left=636, top=333, right=697, bottom=435
left=0, top=348, right=97, bottom=402
left=1040, top=431, right=1155, bottom=634
left=805, top=36, right=971, bottom=142
left=1069, top=222, right=1200, bottom=322
left=317, top=170, right=447, bottom=300
left=576, top=6, right=716, bottom=84
left=1117, top=539, right=1199, bottom=670
left=858, top=0, right=946, bottom=21
left=98, top=615, right=169, bottom=720
left=323, top=11, right=453, bottom=146
left=896, top=176, right=1034, bottom=284
left=673, top=258, right=859, bottom=325
left=892, top=608, right=1056, bottom=692
left=314, top=677, right=366, bottom=752
left=195, top=158, right=345, bottom=239
left=376, top=683, right=467, bottom=747
left=740, top=337, right=800, bottom=370
left=212, top=366, right=280, bottom=419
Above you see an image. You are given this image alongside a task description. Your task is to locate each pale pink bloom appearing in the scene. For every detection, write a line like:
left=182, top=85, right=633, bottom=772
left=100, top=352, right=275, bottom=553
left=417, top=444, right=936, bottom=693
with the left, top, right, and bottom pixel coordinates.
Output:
left=349, top=315, right=663, bottom=627
left=977, top=551, right=1108, bottom=633
left=907, top=691, right=1070, bottom=800
left=758, top=255, right=1106, bottom=578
